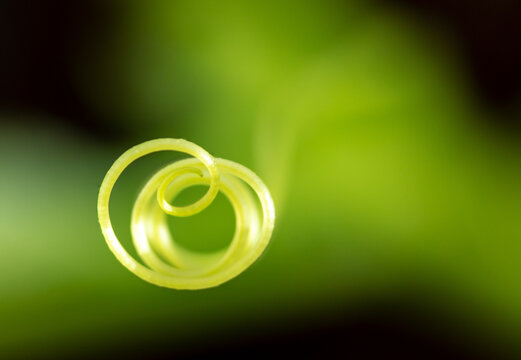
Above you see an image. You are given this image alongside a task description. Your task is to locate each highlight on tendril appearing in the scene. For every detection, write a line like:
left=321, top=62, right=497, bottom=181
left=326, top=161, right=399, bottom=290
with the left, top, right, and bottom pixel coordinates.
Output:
left=97, top=138, right=275, bottom=290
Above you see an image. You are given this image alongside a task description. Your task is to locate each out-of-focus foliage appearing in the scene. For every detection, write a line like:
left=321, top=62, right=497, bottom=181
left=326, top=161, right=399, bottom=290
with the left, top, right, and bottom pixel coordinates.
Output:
left=1, top=0, right=521, bottom=356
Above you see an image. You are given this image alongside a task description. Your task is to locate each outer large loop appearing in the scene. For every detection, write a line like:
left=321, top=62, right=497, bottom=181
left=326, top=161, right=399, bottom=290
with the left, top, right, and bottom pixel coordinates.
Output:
left=97, top=139, right=275, bottom=290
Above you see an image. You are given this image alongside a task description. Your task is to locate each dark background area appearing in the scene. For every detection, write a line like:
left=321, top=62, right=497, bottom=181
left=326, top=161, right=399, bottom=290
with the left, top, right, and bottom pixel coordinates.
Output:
left=0, top=1, right=520, bottom=358
left=0, top=0, right=519, bottom=138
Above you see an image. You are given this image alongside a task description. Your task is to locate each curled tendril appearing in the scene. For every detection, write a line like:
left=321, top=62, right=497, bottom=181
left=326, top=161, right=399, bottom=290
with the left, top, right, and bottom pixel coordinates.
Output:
left=97, top=138, right=275, bottom=290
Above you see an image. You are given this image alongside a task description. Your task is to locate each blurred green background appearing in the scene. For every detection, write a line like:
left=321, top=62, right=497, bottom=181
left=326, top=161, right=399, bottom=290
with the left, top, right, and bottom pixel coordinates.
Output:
left=1, top=0, right=520, bottom=358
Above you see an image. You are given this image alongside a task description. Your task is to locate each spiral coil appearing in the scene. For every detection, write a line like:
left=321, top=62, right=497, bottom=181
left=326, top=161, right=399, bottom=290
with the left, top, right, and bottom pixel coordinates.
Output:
left=97, top=138, right=275, bottom=289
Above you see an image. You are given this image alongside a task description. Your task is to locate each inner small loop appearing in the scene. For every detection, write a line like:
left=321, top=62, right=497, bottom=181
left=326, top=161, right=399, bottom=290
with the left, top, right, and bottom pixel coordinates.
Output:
left=145, top=138, right=220, bottom=217
left=157, top=166, right=205, bottom=216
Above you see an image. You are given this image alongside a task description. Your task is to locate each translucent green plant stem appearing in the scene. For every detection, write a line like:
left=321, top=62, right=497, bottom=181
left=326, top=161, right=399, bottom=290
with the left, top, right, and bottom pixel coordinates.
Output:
left=97, top=138, right=275, bottom=290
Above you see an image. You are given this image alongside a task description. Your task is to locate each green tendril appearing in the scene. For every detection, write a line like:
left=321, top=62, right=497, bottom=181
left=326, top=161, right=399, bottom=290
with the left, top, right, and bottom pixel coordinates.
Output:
left=97, top=138, right=275, bottom=290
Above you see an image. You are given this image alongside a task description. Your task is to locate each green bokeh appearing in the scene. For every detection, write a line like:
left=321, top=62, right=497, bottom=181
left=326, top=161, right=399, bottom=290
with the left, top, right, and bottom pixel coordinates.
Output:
left=1, top=0, right=521, bottom=356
